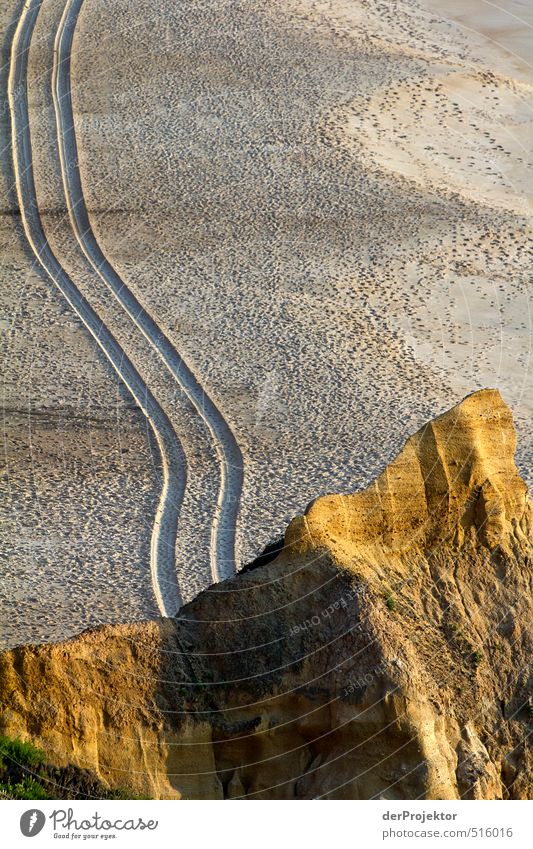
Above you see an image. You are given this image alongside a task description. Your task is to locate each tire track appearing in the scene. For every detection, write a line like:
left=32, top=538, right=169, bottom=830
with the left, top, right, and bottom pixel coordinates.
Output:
left=53, top=0, right=244, bottom=583
left=8, top=0, right=185, bottom=617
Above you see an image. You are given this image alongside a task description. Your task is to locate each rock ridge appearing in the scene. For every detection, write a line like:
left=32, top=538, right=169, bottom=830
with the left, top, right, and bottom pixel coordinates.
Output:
left=0, top=389, right=531, bottom=799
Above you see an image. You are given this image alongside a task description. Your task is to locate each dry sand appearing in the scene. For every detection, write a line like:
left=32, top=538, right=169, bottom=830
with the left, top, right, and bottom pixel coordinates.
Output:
left=419, top=0, right=533, bottom=84
left=1, top=0, right=162, bottom=645
left=1, top=0, right=531, bottom=647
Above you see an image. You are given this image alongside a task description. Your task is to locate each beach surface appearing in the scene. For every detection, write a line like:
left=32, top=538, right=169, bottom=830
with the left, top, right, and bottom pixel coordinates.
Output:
left=1, top=0, right=531, bottom=647
left=419, top=0, right=533, bottom=84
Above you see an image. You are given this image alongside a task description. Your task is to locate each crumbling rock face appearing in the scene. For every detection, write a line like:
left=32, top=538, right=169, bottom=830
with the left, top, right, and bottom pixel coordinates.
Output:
left=0, top=390, right=531, bottom=799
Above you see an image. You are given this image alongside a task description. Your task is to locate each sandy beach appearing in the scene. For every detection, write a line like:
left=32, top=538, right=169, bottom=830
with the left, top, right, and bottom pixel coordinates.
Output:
left=419, top=0, right=533, bottom=84
left=1, top=0, right=531, bottom=648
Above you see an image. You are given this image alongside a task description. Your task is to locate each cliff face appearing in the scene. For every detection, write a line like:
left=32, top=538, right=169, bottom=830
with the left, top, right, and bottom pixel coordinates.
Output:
left=1, top=389, right=531, bottom=799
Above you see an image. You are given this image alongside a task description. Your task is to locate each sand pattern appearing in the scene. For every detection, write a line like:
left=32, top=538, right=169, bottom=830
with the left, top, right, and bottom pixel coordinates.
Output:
left=1, top=0, right=531, bottom=647
left=53, top=0, right=244, bottom=586
left=72, top=0, right=531, bottom=551
left=3, top=0, right=247, bottom=637
left=8, top=0, right=186, bottom=616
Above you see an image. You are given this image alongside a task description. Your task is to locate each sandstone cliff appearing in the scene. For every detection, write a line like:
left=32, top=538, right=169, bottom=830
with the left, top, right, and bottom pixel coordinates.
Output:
left=1, top=389, right=531, bottom=799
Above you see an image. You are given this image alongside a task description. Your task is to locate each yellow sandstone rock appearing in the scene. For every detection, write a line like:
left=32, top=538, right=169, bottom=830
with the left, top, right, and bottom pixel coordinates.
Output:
left=1, top=390, right=531, bottom=799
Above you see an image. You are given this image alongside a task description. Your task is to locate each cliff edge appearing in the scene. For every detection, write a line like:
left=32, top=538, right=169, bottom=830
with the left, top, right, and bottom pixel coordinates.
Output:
left=1, top=389, right=531, bottom=799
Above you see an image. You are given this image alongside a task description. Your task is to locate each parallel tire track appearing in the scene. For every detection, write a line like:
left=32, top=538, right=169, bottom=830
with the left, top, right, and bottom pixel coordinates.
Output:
left=53, top=0, right=244, bottom=583
left=9, top=0, right=186, bottom=616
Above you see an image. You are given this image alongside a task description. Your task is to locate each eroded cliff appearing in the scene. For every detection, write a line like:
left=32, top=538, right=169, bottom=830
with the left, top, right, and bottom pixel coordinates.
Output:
left=1, top=389, right=531, bottom=799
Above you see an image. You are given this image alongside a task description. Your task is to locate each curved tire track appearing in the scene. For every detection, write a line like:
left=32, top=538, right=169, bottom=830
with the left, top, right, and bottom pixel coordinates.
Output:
left=8, top=0, right=185, bottom=616
left=53, top=0, right=244, bottom=583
